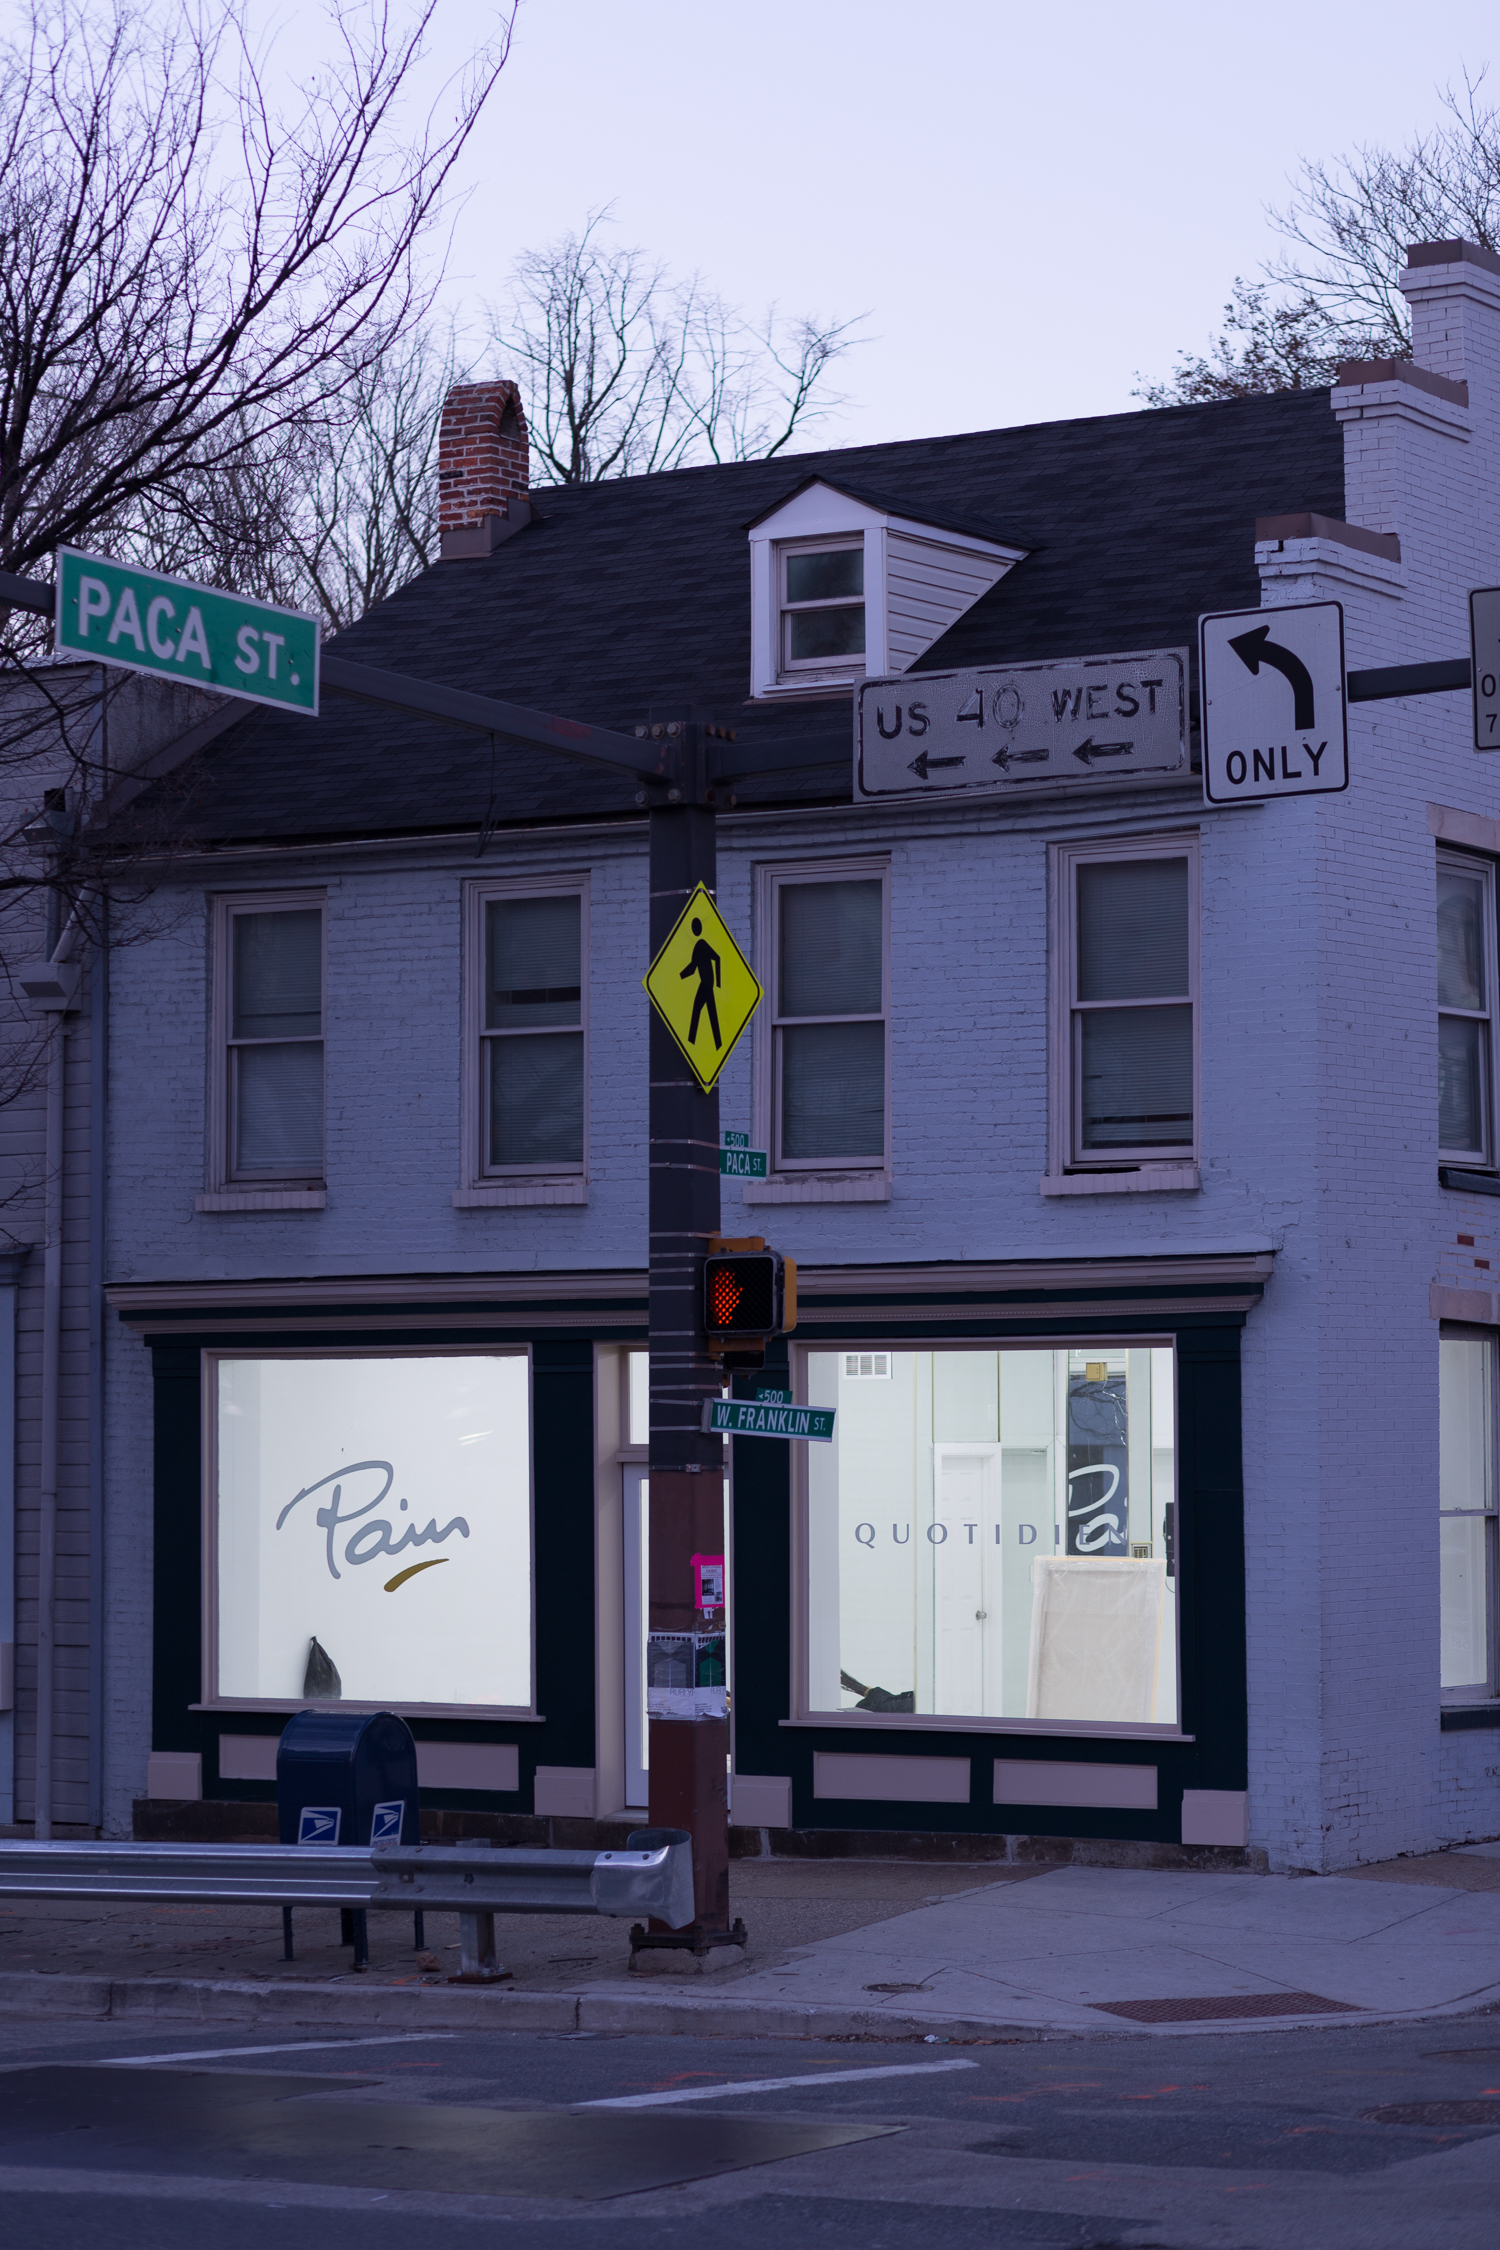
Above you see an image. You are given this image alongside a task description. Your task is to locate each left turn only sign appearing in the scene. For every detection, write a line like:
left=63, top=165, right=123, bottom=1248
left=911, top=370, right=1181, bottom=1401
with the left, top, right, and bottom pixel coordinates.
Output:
left=55, top=547, right=320, bottom=715
left=1199, top=599, right=1347, bottom=805
left=643, top=883, right=763, bottom=1092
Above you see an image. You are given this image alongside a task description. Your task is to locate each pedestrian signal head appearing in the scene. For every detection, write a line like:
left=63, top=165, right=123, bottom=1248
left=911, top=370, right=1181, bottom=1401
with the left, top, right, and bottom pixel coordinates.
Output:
left=702, top=1249, right=793, bottom=1347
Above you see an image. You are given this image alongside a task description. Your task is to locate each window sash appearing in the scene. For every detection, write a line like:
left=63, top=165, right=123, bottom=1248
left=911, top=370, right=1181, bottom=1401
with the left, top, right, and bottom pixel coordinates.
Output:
left=778, top=541, right=866, bottom=674
left=1056, top=840, right=1199, bottom=1170
left=221, top=900, right=325, bottom=1184
left=1439, top=1327, right=1500, bottom=1703
left=1438, top=854, right=1495, bottom=1165
left=766, top=865, right=889, bottom=1172
left=466, top=879, right=589, bottom=1184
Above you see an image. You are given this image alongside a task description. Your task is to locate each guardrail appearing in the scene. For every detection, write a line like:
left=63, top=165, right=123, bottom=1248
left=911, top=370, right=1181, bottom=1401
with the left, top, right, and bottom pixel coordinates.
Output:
left=0, top=1829, right=694, bottom=1980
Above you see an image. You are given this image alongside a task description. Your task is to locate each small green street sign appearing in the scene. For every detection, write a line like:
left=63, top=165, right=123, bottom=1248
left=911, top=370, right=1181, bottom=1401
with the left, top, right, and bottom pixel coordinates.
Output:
left=700, top=1398, right=835, bottom=1443
left=723, top=1130, right=750, bottom=1146
left=720, top=1143, right=768, bottom=1178
left=55, top=547, right=319, bottom=715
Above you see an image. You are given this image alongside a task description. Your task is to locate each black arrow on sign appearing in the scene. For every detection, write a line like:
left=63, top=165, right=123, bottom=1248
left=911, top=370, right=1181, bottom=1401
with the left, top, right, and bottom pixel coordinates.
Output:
left=908, top=751, right=966, bottom=779
left=1228, top=625, right=1316, bottom=729
left=1072, top=737, right=1134, bottom=765
left=992, top=745, right=1050, bottom=770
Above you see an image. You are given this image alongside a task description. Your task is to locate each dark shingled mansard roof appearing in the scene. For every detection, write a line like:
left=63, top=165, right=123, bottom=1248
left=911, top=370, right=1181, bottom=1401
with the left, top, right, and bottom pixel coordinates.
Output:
left=121, top=387, right=1344, bottom=849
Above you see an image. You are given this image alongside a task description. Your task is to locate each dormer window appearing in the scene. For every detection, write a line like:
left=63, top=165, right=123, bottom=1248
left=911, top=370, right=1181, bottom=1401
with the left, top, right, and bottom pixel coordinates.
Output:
left=747, top=478, right=1027, bottom=701
left=781, top=542, right=866, bottom=673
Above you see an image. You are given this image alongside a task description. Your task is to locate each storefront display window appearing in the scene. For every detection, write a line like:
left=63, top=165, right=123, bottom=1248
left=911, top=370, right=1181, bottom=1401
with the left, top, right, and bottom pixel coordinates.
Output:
left=212, top=1352, right=532, bottom=1710
left=804, top=1346, right=1177, bottom=1728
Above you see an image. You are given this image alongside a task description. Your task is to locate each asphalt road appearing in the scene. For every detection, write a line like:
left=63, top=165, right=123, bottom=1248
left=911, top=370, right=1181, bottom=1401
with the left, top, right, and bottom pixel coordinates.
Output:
left=2, top=2007, right=1500, bottom=2248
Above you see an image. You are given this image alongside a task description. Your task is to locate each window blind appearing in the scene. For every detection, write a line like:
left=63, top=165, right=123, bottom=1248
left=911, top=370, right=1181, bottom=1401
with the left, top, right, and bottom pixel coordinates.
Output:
left=780, top=879, right=882, bottom=1018
left=1077, top=859, right=1188, bottom=1002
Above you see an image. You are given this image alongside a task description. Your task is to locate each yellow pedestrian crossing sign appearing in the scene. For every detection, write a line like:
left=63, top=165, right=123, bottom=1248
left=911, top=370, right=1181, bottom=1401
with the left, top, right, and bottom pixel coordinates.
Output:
left=643, top=883, right=763, bottom=1092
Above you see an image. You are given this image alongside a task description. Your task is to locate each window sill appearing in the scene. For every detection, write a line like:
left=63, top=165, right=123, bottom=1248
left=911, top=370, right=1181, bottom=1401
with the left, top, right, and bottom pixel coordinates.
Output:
left=193, top=1697, right=546, bottom=1721
left=453, top=1181, right=587, bottom=1207
left=751, top=679, right=857, bottom=703
left=1439, top=1166, right=1500, bottom=1196
left=1040, top=1166, right=1199, bottom=1197
left=1440, top=1703, right=1500, bottom=1730
left=743, top=1174, right=890, bottom=1204
left=195, top=1189, right=326, bottom=1212
left=781, top=1713, right=1192, bottom=1741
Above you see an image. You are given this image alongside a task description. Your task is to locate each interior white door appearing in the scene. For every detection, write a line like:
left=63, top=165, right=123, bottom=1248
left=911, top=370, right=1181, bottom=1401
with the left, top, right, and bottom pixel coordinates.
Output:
left=932, top=1445, right=1001, bottom=1715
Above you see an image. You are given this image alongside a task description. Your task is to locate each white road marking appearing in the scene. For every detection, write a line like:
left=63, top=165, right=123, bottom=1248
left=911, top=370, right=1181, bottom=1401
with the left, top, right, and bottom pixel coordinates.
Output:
left=99, top=2033, right=457, bottom=2068
left=579, top=2057, right=979, bottom=2108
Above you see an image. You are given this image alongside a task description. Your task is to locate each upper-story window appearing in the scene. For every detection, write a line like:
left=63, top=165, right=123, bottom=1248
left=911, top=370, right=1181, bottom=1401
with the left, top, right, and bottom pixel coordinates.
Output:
left=760, top=860, right=889, bottom=1173
left=462, top=876, right=588, bottom=1194
left=217, top=895, right=325, bottom=1184
left=746, top=479, right=1025, bottom=700
left=780, top=542, right=865, bottom=676
left=1439, top=852, right=1494, bottom=1164
left=1052, top=838, right=1199, bottom=1173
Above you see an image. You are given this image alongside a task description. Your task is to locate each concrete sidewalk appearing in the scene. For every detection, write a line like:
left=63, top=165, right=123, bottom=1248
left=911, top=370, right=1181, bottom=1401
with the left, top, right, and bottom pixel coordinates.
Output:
left=2, top=1844, right=1498, bottom=2041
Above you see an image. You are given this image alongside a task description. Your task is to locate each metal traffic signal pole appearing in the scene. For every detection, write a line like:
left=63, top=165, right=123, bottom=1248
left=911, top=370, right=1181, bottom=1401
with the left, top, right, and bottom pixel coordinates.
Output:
left=639, top=722, right=738, bottom=1955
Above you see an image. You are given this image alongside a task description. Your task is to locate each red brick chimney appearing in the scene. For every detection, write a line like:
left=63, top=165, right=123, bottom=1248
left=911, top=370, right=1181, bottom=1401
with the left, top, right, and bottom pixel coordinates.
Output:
left=438, top=380, right=532, bottom=559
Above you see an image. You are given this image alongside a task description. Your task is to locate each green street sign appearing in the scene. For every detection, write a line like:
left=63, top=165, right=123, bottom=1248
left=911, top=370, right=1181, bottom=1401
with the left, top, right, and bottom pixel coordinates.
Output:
left=55, top=547, right=319, bottom=715
left=720, top=1144, right=768, bottom=1178
left=700, top=1398, right=835, bottom=1443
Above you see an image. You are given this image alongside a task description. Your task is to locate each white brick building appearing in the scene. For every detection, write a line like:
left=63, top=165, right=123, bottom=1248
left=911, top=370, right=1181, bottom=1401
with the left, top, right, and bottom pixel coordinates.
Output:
left=10, top=241, right=1500, bottom=1870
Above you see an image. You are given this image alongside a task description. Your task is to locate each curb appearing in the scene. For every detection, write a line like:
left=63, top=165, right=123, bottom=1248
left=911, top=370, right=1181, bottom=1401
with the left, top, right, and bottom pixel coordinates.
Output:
left=0, top=1968, right=1052, bottom=2045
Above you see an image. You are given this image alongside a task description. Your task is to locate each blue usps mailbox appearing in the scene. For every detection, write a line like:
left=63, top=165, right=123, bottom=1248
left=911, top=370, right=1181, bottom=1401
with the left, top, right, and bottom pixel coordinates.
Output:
left=276, top=1709, right=420, bottom=1969
left=276, top=1709, right=419, bottom=1848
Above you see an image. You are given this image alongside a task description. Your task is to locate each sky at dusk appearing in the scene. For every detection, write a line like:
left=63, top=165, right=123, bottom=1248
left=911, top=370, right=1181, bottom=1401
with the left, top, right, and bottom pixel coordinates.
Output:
left=406, top=0, right=1499, bottom=450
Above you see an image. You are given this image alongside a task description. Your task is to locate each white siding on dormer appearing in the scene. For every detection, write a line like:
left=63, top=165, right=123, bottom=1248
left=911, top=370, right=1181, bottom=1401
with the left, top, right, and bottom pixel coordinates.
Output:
left=884, top=533, right=1014, bottom=674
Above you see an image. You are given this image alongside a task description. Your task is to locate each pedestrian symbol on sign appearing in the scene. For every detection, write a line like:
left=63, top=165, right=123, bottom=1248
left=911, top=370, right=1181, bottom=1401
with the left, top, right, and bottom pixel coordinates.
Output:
left=643, top=883, right=762, bottom=1092
left=681, top=918, right=722, bottom=1049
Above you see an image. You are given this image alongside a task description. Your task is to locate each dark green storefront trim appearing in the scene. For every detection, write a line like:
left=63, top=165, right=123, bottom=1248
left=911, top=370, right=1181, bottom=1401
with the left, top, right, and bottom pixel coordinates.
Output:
left=120, top=1254, right=1261, bottom=1844
left=144, top=1323, right=617, bottom=1814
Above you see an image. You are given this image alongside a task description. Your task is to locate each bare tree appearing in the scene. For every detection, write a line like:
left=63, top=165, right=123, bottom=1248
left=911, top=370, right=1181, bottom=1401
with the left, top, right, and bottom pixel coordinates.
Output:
left=492, top=209, right=863, bottom=483
left=285, top=324, right=463, bottom=629
left=0, top=0, right=512, bottom=595
left=1141, top=73, right=1500, bottom=405
left=1133, top=280, right=1379, bottom=407
left=0, top=0, right=513, bottom=1068
left=1269, top=69, right=1500, bottom=358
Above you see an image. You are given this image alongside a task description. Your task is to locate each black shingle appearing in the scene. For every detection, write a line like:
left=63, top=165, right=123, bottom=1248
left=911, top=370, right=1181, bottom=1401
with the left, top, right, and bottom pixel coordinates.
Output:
left=114, top=388, right=1343, bottom=848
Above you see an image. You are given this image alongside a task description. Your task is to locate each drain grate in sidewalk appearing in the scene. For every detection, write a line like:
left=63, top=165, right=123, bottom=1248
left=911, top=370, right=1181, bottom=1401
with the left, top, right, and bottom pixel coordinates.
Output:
left=1093, top=1991, right=1365, bottom=2023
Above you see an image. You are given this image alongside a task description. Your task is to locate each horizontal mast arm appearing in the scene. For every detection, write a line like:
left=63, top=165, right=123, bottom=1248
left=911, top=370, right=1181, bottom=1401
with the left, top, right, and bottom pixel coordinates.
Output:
left=1346, top=657, right=1471, bottom=702
left=320, top=655, right=672, bottom=780
left=707, top=732, right=849, bottom=780
left=0, top=569, right=55, bottom=617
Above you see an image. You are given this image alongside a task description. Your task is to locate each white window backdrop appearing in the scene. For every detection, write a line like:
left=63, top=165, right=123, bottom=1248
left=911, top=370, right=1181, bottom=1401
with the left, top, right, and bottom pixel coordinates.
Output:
left=803, top=1346, right=1178, bottom=1729
left=213, top=1353, right=533, bottom=1710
